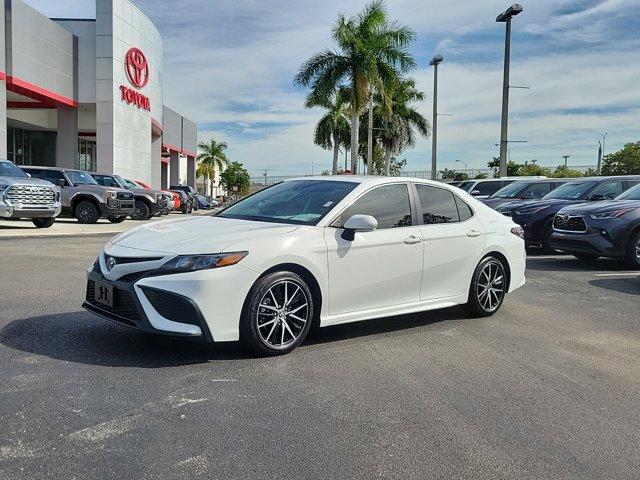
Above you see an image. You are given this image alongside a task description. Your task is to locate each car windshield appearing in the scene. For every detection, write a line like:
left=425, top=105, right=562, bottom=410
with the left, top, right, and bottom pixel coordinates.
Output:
left=489, top=181, right=529, bottom=199
left=218, top=180, right=358, bottom=225
left=457, top=181, right=474, bottom=191
left=117, top=176, right=140, bottom=189
left=66, top=170, right=97, bottom=185
left=616, top=184, right=640, bottom=200
left=0, top=161, right=28, bottom=178
left=543, top=180, right=597, bottom=200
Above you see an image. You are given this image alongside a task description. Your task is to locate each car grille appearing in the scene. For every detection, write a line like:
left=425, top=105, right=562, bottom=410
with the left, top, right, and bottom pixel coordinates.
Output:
left=117, top=270, right=151, bottom=283
left=553, top=214, right=587, bottom=233
left=117, top=192, right=134, bottom=200
left=86, top=279, right=141, bottom=323
left=4, top=184, right=56, bottom=208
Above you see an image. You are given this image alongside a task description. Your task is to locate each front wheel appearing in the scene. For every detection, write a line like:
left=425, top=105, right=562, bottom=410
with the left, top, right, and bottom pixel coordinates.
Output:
left=130, top=200, right=150, bottom=220
left=75, top=200, right=100, bottom=224
left=464, top=256, right=507, bottom=317
left=107, top=215, right=127, bottom=224
left=32, top=217, right=55, bottom=228
left=541, top=223, right=555, bottom=253
left=624, top=230, right=640, bottom=269
left=241, top=271, right=314, bottom=356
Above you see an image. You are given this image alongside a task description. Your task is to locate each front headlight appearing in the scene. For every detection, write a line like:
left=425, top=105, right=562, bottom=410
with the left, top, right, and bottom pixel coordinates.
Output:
left=105, top=190, right=118, bottom=200
left=153, top=252, right=248, bottom=275
left=589, top=208, right=636, bottom=219
left=514, top=206, right=548, bottom=215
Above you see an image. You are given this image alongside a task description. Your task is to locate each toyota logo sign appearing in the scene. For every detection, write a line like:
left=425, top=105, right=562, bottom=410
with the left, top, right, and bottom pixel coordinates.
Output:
left=106, top=256, right=116, bottom=271
left=125, top=47, right=149, bottom=89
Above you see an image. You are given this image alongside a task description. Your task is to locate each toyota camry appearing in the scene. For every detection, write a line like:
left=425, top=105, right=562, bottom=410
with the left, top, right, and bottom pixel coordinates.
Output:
left=83, top=177, right=526, bottom=355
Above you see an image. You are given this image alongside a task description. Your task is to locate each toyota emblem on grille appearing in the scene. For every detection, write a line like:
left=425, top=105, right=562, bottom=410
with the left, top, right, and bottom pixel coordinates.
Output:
left=560, top=215, right=569, bottom=222
left=106, top=256, right=116, bottom=271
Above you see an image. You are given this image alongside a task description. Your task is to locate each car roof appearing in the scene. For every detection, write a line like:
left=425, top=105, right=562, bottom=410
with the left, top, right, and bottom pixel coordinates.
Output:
left=281, top=176, right=460, bottom=188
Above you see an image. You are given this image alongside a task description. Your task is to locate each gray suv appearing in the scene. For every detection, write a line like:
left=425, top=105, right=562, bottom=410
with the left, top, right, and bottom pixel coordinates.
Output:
left=0, top=160, right=61, bottom=228
left=92, top=173, right=169, bottom=220
left=22, top=166, right=134, bottom=224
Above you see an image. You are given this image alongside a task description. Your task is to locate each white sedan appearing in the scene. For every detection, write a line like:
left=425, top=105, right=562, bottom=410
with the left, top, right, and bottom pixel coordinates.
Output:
left=83, top=177, right=526, bottom=355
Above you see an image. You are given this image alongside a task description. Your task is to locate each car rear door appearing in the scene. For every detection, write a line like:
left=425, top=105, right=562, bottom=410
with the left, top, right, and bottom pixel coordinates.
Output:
left=324, top=183, right=424, bottom=315
left=414, top=184, right=486, bottom=301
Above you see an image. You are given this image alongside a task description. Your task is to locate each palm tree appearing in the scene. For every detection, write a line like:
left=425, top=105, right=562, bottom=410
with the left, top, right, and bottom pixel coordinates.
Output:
left=376, top=78, right=429, bottom=175
left=306, top=86, right=350, bottom=175
left=197, top=139, right=229, bottom=196
left=294, top=0, right=415, bottom=174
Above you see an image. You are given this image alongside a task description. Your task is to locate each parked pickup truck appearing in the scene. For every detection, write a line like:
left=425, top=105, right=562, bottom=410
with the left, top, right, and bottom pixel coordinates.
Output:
left=22, top=166, right=134, bottom=224
left=0, top=160, right=61, bottom=228
left=92, top=173, right=171, bottom=220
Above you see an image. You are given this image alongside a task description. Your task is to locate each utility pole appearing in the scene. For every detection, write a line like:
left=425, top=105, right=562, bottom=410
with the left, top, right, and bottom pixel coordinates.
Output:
left=562, top=155, right=570, bottom=168
left=367, top=91, right=374, bottom=175
left=262, top=169, right=268, bottom=186
left=497, top=4, right=523, bottom=178
left=597, top=141, right=602, bottom=174
left=429, top=55, right=443, bottom=181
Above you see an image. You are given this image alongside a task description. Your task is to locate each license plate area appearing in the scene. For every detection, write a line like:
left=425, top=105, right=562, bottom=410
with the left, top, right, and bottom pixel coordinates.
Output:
left=95, top=281, right=114, bottom=307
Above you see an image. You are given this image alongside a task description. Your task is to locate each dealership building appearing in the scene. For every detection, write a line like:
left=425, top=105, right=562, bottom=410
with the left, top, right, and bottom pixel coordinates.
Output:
left=0, top=0, right=197, bottom=189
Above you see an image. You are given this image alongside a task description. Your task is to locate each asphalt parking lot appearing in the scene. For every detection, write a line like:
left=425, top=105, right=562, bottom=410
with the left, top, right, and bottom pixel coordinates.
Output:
left=1, top=236, right=639, bottom=480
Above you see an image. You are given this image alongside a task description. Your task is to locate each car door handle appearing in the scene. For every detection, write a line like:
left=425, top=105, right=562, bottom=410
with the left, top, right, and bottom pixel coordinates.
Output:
left=404, top=235, right=423, bottom=244
left=467, top=230, right=482, bottom=237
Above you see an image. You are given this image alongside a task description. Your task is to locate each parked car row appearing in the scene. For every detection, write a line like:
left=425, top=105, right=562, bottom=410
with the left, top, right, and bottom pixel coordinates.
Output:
left=473, top=175, right=640, bottom=268
left=0, top=159, right=200, bottom=228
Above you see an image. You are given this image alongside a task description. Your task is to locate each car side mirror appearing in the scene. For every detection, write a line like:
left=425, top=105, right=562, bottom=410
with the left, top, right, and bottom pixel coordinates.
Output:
left=25, top=172, right=31, bottom=178
left=589, top=194, right=606, bottom=201
left=56, top=178, right=66, bottom=187
left=342, top=214, right=378, bottom=241
left=471, top=190, right=481, bottom=196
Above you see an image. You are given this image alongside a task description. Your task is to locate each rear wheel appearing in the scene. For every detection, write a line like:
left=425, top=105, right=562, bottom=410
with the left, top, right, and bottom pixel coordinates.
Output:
left=464, top=256, right=507, bottom=317
left=130, top=200, right=150, bottom=220
left=75, top=200, right=99, bottom=224
left=107, top=215, right=127, bottom=224
left=241, top=271, right=314, bottom=356
left=32, top=217, right=55, bottom=228
left=624, top=230, right=640, bottom=269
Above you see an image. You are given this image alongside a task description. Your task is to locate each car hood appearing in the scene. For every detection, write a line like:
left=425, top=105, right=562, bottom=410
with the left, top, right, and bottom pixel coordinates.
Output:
left=108, top=215, right=301, bottom=254
left=507, top=198, right=582, bottom=212
left=557, top=200, right=640, bottom=215
left=0, top=175, right=55, bottom=188
left=482, top=197, right=519, bottom=209
left=77, top=184, right=130, bottom=195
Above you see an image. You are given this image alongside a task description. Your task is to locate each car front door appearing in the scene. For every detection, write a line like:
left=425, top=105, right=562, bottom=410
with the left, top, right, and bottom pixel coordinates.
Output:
left=414, top=184, right=486, bottom=301
left=43, top=170, right=73, bottom=206
left=324, top=183, right=424, bottom=316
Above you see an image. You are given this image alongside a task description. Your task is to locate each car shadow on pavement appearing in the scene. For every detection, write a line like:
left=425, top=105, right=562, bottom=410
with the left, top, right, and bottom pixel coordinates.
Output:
left=526, top=255, right=630, bottom=272
left=0, top=307, right=467, bottom=366
left=589, top=278, right=640, bottom=296
left=0, top=311, right=250, bottom=367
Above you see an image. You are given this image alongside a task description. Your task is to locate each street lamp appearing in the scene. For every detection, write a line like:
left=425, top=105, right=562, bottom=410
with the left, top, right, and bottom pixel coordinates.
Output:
left=496, top=4, right=524, bottom=178
left=455, top=159, right=468, bottom=177
left=429, top=54, right=443, bottom=181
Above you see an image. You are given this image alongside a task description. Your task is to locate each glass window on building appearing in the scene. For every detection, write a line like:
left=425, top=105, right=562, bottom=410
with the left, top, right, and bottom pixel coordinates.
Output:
left=77, top=138, right=97, bottom=172
left=7, top=127, right=55, bottom=166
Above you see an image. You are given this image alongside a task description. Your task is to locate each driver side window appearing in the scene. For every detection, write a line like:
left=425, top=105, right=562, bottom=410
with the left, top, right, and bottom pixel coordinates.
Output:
left=332, top=184, right=412, bottom=229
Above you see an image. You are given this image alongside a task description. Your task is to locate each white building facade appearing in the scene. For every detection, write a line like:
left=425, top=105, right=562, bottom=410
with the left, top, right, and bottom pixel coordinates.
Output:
left=0, top=0, right=196, bottom=188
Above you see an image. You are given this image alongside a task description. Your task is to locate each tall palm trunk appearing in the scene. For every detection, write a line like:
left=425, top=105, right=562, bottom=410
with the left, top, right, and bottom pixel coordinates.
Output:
left=332, top=131, right=340, bottom=175
left=367, top=94, right=374, bottom=175
left=384, top=144, right=393, bottom=176
left=350, top=113, right=359, bottom=174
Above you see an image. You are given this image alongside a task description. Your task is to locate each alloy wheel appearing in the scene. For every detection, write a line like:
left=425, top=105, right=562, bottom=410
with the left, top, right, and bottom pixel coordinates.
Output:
left=635, top=238, right=640, bottom=261
left=476, top=259, right=505, bottom=313
left=255, top=280, right=310, bottom=349
left=78, top=204, right=94, bottom=222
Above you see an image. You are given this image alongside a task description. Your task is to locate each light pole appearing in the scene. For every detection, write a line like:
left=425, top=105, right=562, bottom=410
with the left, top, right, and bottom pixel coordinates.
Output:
left=599, top=132, right=607, bottom=174
left=455, top=159, right=468, bottom=177
left=497, top=4, right=524, bottom=178
left=429, top=54, right=443, bottom=181
left=562, top=155, right=570, bottom=168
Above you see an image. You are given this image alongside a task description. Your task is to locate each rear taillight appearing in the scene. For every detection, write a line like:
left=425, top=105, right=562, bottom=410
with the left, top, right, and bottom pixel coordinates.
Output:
left=510, top=226, right=524, bottom=239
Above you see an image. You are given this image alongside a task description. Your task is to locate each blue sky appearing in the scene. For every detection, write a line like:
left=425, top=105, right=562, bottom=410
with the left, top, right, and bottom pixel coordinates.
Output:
left=28, top=0, right=640, bottom=176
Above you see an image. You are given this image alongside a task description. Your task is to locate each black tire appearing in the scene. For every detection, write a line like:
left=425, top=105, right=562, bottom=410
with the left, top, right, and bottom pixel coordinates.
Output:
left=624, top=230, right=640, bottom=269
left=130, top=200, right=150, bottom=220
left=463, top=256, right=507, bottom=318
left=32, top=217, right=55, bottom=228
left=180, top=204, right=188, bottom=214
left=107, top=215, right=127, bottom=224
left=75, top=200, right=100, bottom=224
left=573, top=253, right=599, bottom=262
left=240, top=271, right=314, bottom=356
left=541, top=223, right=555, bottom=253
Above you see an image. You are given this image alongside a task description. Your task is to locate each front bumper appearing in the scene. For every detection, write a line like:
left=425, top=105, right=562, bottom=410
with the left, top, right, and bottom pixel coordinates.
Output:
left=551, top=230, right=625, bottom=258
left=100, top=199, right=135, bottom=217
left=82, top=247, right=260, bottom=342
left=0, top=199, right=61, bottom=218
